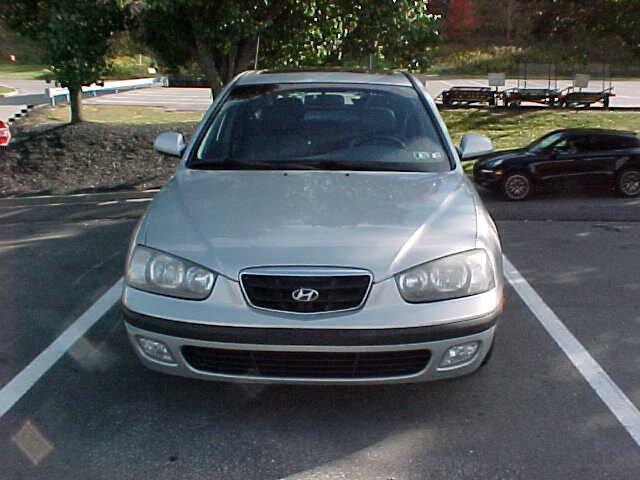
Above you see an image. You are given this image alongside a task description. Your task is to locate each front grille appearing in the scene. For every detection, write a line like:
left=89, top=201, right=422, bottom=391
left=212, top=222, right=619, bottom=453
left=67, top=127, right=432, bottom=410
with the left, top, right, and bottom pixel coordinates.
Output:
left=182, top=347, right=431, bottom=379
left=241, top=273, right=371, bottom=313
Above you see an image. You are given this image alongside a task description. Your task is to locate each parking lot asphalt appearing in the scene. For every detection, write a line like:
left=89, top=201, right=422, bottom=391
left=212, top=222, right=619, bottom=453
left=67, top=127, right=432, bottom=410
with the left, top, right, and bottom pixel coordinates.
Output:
left=80, top=77, right=640, bottom=110
left=1, top=188, right=639, bottom=479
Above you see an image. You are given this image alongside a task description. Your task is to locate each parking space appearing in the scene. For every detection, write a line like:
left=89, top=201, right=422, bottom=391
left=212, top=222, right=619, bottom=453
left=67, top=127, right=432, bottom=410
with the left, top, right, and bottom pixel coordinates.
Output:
left=1, top=190, right=640, bottom=478
left=84, top=87, right=213, bottom=110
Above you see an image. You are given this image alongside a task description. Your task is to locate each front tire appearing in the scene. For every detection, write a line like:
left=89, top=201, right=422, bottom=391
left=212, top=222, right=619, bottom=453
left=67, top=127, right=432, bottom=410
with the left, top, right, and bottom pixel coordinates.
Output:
left=503, top=172, right=533, bottom=201
left=616, top=169, right=640, bottom=197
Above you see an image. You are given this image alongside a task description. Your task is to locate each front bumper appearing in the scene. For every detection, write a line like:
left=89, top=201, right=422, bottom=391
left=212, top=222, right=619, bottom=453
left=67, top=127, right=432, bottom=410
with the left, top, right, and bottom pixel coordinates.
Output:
left=123, top=306, right=499, bottom=385
left=473, top=169, right=504, bottom=189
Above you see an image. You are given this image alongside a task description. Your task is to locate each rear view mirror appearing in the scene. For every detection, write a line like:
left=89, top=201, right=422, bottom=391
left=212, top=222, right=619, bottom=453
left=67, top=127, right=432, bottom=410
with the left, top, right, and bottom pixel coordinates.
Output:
left=154, top=131, right=186, bottom=157
left=459, top=134, right=493, bottom=159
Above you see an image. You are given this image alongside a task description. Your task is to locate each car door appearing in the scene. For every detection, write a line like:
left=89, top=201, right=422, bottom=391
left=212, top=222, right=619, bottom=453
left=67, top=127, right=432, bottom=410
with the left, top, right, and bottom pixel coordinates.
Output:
left=531, top=135, right=584, bottom=183
left=574, top=135, right=622, bottom=185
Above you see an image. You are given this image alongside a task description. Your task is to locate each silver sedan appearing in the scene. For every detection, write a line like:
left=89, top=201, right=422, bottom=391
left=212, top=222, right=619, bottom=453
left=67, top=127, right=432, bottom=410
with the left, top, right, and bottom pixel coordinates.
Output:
left=121, top=70, right=503, bottom=384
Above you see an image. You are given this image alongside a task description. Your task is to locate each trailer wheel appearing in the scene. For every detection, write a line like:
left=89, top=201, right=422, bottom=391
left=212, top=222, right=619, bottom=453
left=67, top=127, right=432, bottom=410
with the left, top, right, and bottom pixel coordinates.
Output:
left=603, top=96, right=610, bottom=108
left=442, top=96, right=451, bottom=106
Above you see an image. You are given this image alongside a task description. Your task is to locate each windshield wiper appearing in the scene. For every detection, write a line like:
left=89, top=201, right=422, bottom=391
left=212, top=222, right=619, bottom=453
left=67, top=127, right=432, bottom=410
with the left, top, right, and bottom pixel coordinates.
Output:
left=189, top=158, right=283, bottom=170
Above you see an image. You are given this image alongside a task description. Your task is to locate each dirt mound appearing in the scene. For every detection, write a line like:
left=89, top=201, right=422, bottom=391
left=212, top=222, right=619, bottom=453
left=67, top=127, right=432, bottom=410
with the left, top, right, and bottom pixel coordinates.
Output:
left=0, top=121, right=196, bottom=197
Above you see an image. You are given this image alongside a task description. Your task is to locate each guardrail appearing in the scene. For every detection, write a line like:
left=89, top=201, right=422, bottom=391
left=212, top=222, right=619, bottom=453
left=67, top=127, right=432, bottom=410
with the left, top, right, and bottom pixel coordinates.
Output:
left=45, top=77, right=168, bottom=106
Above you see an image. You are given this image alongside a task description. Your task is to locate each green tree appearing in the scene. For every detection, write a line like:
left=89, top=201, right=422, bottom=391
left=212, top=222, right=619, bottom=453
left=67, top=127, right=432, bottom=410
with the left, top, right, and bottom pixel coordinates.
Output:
left=132, top=1, right=439, bottom=94
left=1, top=0, right=125, bottom=123
left=590, top=0, right=640, bottom=56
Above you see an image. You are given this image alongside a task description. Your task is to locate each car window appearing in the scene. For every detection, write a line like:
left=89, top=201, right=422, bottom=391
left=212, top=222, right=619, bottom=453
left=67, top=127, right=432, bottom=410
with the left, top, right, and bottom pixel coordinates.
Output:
left=528, top=132, right=564, bottom=152
left=589, top=135, right=638, bottom=151
left=192, top=83, right=452, bottom=172
left=554, top=135, right=590, bottom=154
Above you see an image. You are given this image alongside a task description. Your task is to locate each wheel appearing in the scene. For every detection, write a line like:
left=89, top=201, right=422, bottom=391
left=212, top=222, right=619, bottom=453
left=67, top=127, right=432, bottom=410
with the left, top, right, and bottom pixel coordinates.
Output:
left=616, top=169, right=640, bottom=197
left=503, top=172, right=533, bottom=200
left=603, top=96, right=610, bottom=108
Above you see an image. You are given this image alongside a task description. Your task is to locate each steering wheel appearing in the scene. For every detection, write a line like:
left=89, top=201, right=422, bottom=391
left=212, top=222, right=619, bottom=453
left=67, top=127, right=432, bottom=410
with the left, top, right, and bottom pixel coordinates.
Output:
left=349, top=135, right=407, bottom=149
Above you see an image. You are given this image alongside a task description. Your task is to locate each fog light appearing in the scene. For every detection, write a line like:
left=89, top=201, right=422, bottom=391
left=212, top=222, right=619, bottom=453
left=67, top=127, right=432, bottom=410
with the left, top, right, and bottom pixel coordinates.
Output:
left=439, top=341, right=480, bottom=368
left=137, top=337, right=175, bottom=363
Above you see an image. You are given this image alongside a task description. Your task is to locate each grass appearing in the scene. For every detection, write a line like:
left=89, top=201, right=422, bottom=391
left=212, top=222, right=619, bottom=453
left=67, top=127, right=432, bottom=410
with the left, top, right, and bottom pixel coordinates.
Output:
left=441, top=108, right=640, bottom=172
left=21, top=103, right=640, bottom=155
left=34, top=104, right=204, bottom=125
left=0, top=86, right=15, bottom=95
left=0, top=64, right=51, bottom=80
left=427, top=46, right=524, bottom=76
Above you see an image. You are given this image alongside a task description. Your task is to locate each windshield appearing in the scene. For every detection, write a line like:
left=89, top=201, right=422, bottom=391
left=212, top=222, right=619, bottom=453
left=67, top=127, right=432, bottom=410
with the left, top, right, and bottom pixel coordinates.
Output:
left=528, top=132, right=564, bottom=152
left=191, top=84, right=451, bottom=172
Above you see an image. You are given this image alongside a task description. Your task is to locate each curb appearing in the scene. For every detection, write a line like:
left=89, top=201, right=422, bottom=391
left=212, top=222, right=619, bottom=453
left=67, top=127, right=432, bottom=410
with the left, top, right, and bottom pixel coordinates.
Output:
left=0, top=89, right=19, bottom=99
left=9, top=105, right=34, bottom=123
left=0, top=188, right=160, bottom=207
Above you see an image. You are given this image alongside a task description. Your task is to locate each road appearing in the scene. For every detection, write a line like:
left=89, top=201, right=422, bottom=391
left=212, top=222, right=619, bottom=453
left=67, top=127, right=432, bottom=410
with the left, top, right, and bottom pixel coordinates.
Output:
left=0, top=80, right=48, bottom=122
left=0, top=186, right=639, bottom=479
left=3, top=77, right=640, bottom=116
left=81, top=78, right=640, bottom=110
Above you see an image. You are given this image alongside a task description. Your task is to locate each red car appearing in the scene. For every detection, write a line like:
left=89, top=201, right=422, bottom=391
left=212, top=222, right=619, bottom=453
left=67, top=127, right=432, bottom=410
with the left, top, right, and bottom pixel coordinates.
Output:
left=0, top=120, right=11, bottom=146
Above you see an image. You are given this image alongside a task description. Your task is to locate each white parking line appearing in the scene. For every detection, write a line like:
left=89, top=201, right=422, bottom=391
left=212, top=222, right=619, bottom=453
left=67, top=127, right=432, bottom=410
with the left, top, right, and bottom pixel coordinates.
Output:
left=503, top=255, right=640, bottom=447
left=0, top=279, right=122, bottom=419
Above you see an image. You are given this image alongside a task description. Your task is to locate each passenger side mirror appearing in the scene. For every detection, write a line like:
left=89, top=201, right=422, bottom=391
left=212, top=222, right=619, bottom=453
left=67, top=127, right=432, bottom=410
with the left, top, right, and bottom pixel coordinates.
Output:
left=458, top=134, right=493, bottom=159
left=154, top=132, right=186, bottom=157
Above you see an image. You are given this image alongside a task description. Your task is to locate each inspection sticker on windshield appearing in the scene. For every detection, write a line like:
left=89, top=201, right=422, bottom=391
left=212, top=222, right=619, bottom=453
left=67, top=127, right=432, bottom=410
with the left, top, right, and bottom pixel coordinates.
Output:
left=415, top=151, right=442, bottom=161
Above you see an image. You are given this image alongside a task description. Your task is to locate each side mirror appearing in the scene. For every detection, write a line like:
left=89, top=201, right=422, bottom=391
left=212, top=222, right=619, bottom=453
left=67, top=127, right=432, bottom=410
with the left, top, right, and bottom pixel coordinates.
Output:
left=458, top=133, right=493, bottom=160
left=154, top=131, right=186, bottom=157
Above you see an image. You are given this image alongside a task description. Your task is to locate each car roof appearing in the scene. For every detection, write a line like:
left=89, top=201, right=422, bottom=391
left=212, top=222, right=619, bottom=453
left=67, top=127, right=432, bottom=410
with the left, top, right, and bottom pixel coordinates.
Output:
left=552, top=128, right=637, bottom=137
left=236, top=70, right=413, bottom=87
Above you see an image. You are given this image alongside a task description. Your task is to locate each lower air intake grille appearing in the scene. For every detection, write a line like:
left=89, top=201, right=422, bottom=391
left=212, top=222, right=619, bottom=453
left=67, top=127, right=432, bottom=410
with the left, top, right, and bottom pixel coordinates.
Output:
left=182, top=347, right=431, bottom=379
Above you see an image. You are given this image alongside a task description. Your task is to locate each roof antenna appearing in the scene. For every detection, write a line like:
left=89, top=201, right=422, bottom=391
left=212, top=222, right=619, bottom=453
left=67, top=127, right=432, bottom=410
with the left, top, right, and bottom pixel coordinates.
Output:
left=254, top=34, right=261, bottom=70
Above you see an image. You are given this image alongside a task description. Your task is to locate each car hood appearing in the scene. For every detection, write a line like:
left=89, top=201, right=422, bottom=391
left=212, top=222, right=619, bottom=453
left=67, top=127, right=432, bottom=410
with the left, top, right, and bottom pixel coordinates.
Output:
left=141, top=169, right=479, bottom=281
left=476, top=148, right=529, bottom=167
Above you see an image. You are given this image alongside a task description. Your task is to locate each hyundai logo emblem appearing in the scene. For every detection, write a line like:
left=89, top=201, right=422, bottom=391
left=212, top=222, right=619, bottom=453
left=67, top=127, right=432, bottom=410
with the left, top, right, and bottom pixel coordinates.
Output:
left=291, top=288, right=319, bottom=302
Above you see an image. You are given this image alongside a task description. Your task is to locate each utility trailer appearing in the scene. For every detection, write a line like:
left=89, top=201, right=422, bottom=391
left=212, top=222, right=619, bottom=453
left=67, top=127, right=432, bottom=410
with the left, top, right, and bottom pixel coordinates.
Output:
left=498, top=63, right=561, bottom=107
left=559, top=87, right=615, bottom=107
left=439, top=86, right=497, bottom=106
left=500, top=87, right=562, bottom=107
left=558, top=70, right=614, bottom=108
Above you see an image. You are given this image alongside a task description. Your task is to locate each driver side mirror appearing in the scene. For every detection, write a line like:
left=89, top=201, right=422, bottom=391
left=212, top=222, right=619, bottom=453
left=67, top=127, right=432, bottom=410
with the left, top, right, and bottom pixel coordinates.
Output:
left=154, top=131, right=186, bottom=157
left=458, top=134, right=493, bottom=159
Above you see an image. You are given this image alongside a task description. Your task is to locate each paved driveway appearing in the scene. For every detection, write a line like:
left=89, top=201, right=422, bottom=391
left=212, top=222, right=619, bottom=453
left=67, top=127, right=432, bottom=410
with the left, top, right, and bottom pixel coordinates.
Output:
left=0, top=187, right=639, bottom=479
left=82, top=78, right=640, bottom=110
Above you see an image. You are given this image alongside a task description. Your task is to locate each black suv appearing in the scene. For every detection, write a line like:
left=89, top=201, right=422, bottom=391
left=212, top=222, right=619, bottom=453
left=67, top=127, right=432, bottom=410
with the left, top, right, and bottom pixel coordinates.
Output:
left=473, top=129, right=640, bottom=200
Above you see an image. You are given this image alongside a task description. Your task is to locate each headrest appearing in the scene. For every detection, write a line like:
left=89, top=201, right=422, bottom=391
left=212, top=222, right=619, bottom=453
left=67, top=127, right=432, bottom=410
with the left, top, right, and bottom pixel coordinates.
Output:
left=261, top=97, right=304, bottom=131
left=359, top=107, right=397, bottom=133
left=305, top=94, right=345, bottom=106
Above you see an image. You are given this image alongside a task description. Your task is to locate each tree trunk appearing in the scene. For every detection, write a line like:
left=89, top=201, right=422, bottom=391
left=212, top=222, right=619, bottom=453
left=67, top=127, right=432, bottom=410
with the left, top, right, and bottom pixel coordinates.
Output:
left=194, top=37, right=224, bottom=96
left=69, top=85, right=83, bottom=124
left=506, top=0, right=514, bottom=43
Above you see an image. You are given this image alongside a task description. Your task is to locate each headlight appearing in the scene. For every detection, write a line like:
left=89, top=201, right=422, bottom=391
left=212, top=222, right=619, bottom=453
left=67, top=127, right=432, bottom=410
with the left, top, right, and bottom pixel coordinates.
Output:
left=396, top=249, right=495, bottom=303
left=125, top=246, right=216, bottom=300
